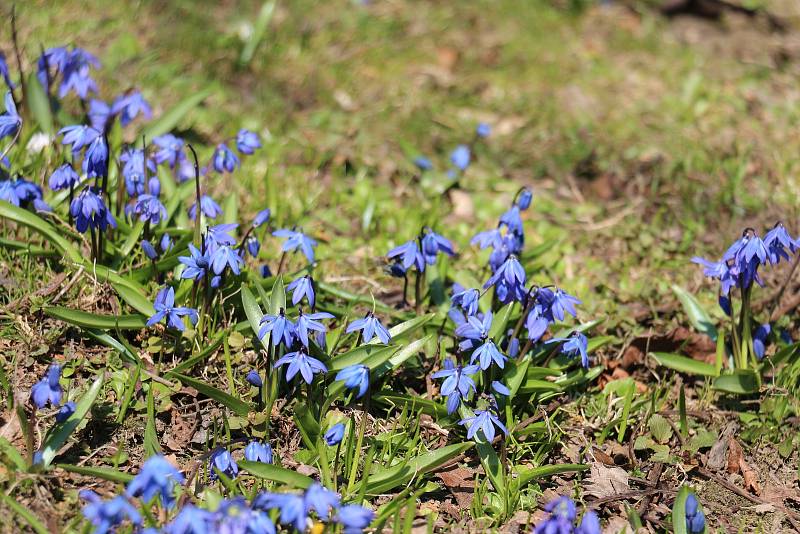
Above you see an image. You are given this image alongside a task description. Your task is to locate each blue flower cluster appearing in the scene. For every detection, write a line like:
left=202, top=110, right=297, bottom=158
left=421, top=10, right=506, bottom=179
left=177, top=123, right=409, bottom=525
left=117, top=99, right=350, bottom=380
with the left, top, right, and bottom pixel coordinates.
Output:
left=532, top=496, right=600, bottom=534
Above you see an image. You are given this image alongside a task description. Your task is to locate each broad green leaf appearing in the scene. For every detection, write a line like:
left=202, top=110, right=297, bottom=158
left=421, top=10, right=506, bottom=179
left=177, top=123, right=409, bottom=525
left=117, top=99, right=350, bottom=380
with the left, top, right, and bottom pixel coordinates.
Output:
left=672, top=285, right=717, bottom=341
left=119, top=221, right=146, bottom=258
left=40, top=375, right=103, bottom=468
left=141, top=89, right=213, bottom=140
left=56, top=463, right=133, bottom=483
left=505, top=357, right=530, bottom=397
left=241, top=285, right=265, bottom=345
left=0, top=201, right=82, bottom=262
left=239, top=1, right=276, bottom=65
left=269, top=276, right=286, bottom=315
left=364, top=442, right=472, bottom=495
left=672, top=485, right=690, bottom=534
left=372, top=393, right=449, bottom=418
left=239, top=460, right=313, bottom=489
left=0, top=437, right=26, bottom=471
left=513, top=463, right=587, bottom=490
left=44, top=307, right=146, bottom=330
left=489, top=303, right=514, bottom=340
left=327, top=345, right=396, bottom=373
left=0, top=493, right=49, bottom=534
left=650, top=352, right=719, bottom=377
left=712, top=370, right=760, bottom=394
left=458, top=405, right=504, bottom=494
left=649, top=414, right=673, bottom=444
left=367, top=312, right=435, bottom=345
left=294, top=404, right=321, bottom=450
left=84, top=329, right=141, bottom=365
left=168, top=373, right=249, bottom=416
left=24, top=72, right=54, bottom=134
left=111, top=280, right=155, bottom=316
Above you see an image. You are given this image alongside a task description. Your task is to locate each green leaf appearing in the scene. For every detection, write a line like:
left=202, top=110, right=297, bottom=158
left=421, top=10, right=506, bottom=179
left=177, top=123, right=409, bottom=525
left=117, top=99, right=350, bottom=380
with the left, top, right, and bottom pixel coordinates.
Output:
left=364, top=442, right=473, bottom=495
left=119, top=221, right=146, bottom=258
left=168, top=373, right=249, bottom=416
left=241, top=285, right=265, bottom=345
left=649, top=414, right=673, bottom=444
left=294, top=404, right=321, bottom=450
left=504, top=357, right=530, bottom=397
left=39, top=375, right=103, bottom=468
left=239, top=1, right=276, bottom=65
left=239, top=460, right=313, bottom=489
left=144, top=384, right=161, bottom=457
left=672, top=285, right=717, bottom=341
left=0, top=201, right=82, bottom=263
left=84, top=329, right=141, bottom=365
left=367, top=312, right=435, bottom=345
left=327, top=345, right=396, bottom=373
left=141, top=89, right=213, bottom=140
left=650, top=352, right=719, bottom=377
left=24, top=72, right=54, bottom=134
left=269, top=276, right=286, bottom=315
left=712, top=370, right=760, bottom=394
left=0, top=493, right=49, bottom=534
left=458, top=405, right=504, bottom=494
left=44, top=306, right=146, bottom=330
left=0, top=437, right=26, bottom=471
left=372, top=393, right=449, bottom=418
left=111, top=280, right=155, bottom=316
left=488, top=303, right=514, bottom=340
left=56, top=463, right=133, bottom=483
left=672, top=485, right=690, bottom=534
left=513, top=463, right=588, bottom=491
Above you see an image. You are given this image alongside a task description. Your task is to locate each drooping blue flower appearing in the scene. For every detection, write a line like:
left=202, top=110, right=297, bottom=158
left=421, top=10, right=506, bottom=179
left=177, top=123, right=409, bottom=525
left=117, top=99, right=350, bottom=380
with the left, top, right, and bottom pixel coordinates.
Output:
left=164, top=504, right=215, bottom=534
left=86, top=98, right=111, bottom=132
left=111, top=91, right=152, bottom=126
left=459, top=409, right=508, bottom=442
left=413, top=156, right=433, bottom=171
left=1, top=178, right=47, bottom=209
left=36, top=47, right=69, bottom=92
left=753, top=323, right=771, bottom=360
left=476, top=122, right=491, bottom=138
left=492, top=381, right=510, bottom=396
left=471, top=339, right=506, bottom=370
left=245, top=236, right=261, bottom=257
left=451, top=284, right=480, bottom=317
left=685, top=494, right=705, bottom=534
left=336, top=364, right=370, bottom=398
left=59, top=124, right=100, bottom=153
left=303, top=483, right=340, bottom=521
left=273, top=228, right=318, bottom=263
left=517, top=188, right=533, bottom=210
left=550, top=288, right=581, bottom=322
left=55, top=401, right=76, bottom=423
left=146, top=287, right=199, bottom=332
left=160, top=233, right=173, bottom=253
left=0, top=91, right=21, bottom=139
left=153, top=134, right=185, bottom=168
left=141, top=240, right=158, bottom=260
left=455, top=311, right=492, bottom=341
left=324, top=423, right=345, bottom=446
left=58, top=48, right=100, bottom=99
left=533, top=496, right=577, bottom=534
left=209, top=448, right=239, bottom=481
left=236, top=129, right=261, bottom=155
left=246, top=370, right=263, bottom=388
left=450, top=144, right=471, bottom=171
left=499, top=206, right=523, bottom=238
left=691, top=256, right=736, bottom=295
left=213, top=143, right=240, bottom=173
left=484, top=255, right=527, bottom=303
left=576, top=510, right=601, bottom=534
left=274, top=349, right=327, bottom=384
left=336, top=504, right=375, bottom=534
left=346, top=312, right=391, bottom=344
left=133, top=194, right=167, bottom=225
left=294, top=311, right=333, bottom=348
left=547, top=333, right=589, bottom=368
left=253, top=208, right=271, bottom=228
left=82, top=136, right=109, bottom=179
left=431, top=359, right=479, bottom=414
left=48, top=164, right=80, bottom=191
left=70, top=187, right=117, bottom=233
left=287, top=275, right=315, bottom=308
left=31, top=364, right=62, bottom=409
left=260, top=264, right=272, bottom=278
left=526, top=304, right=551, bottom=343
left=81, top=491, right=141, bottom=534
left=421, top=228, right=455, bottom=265
left=120, top=148, right=156, bottom=196
left=206, top=223, right=239, bottom=248
left=245, top=440, right=273, bottom=464
left=764, top=222, right=797, bottom=265
left=216, top=498, right=277, bottom=534
left=188, top=194, right=223, bottom=220
left=258, top=309, right=295, bottom=346
left=179, top=244, right=212, bottom=281
left=387, top=240, right=425, bottom=273
left=126, top=455, right=185, bottom=508
left=211, top=245, right=245, bottom=275
left=471, top=228, right=503, bottom=250
left=252, top=492, right=307, bottom=532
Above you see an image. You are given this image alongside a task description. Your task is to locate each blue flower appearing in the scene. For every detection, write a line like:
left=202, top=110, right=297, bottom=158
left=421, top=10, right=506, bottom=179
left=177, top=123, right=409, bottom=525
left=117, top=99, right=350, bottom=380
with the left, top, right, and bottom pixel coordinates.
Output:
left=431, top=359, right=479, bottom=414
left=216, top=498, right=276, bottom=534
left=0, top=53, right=13, bottom=89
left=764, top=222, right=797, bottom=265
left=209, top=448, right=239, bottom=481
left=685, top=494, right=705, bottom=534
left=273, top=228, right=318, bottom=263
left=211, top=245, right=245, bottom=275
left=31, top=364, right=62, bottom=409
left=576, top=510, right=601, bottom=534
left=59, top=124, right=100, bottom=153
left=81, top=491, right=141, bottom=534
left=153, top=134, right=185, bottom=168
left=470, top=339, right=506, bottom=370
left=517, top=188, right=533, bottom=210
left=526, top=305, right=551, bottom=343
left=459, top=409, right=508, bottom=442
left=59, top=48, right=100, bottom=99
left=413, top=156, right=433, bottom=171
left=36, top=47, right=69, bottom=92
left=421, top=228, right=455, bottom=265
left=245, top=440, right=273, bottom=464
left=335, top=504, right=375, bottom=534
left=48, top=164, right=79, bottom=191
left=146, top=287, right=199, bottom=332
left=492, top=380, right=510, bottom=396
left=179, top=244, right=212, bottom=281
left=484, top=255, right=527, bottom=303
left=533, top=496, right=577, bottom=534
left=213, top=143, right=240, bottom=173
left=324, top=423, right=345, bottom=446
left=82, top=136, right=109, bottom=179
left=189, top=194, right=223, bottom=220
left=161, top=233, right=173, bottom=253
left=294, top=310, right=333, bottom=347
left=550, top=288, right=581, bottom=322
left=287, top=275, right=315, bottom=308
left=55, top=401, right=76, bottom=422
left=471, top=228, right=503, bottom=250
left=274, top=349, right=327, bottom=384
left=0, top=91, right=21, bottom=139
left=304, top=483, right=340, bottom=520
left=476, top=122, right=491, bottom=138
left=111, top=91, right=152, bottom=126
left=126, top=455, right=184, bottom=508
left=150, top=176, right=162, bottom=197
left=253, top=208, right=271, bottom=228
left=246, top=370, right=263, bottom=388
left=451, top=284, right=480, bottom=317
left=455, top=311, right=492, bottom=341
left=336, top=364, right=370, bottom=398
left=387, top=240, right=425, bottom=273
left=1, top=178, right=47, bottom=209
left=164, top=504, right=215, bottom=534
left=252, top=492, right=307, bottom=532
left=245, top=236, right=261, bottom=257
left=548, top=333, right=589, bottom=368
left=236, top=129, right=261, bottom=154
left=133, top=194, right=167, bottom=225
left=206, top=223, right=239, bottom=248
left=450, top=144, right=471, bottom=171
left=258, top=310, right=295, bottom=347
left=753, top=323, right=771, bottom=360
left=141, top=240, right=158, bottom=260
left=346, top=312, right=391, bottom=344
left=499, top=205, right=523, bottom=237
left=88, top=99, right=111, bottom=132
left=120, top=148, right=156, bottom=197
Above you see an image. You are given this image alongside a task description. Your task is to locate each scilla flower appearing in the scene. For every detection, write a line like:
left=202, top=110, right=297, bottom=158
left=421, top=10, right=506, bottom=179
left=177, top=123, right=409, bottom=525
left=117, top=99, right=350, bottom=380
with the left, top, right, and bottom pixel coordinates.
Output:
left=133, top=194, right=167, bottom=225
left=336, top=364, right=370, bottom=398
left=303, top=483, right=340, bottom=521
left=459, top=409, right=508, bottom=442
left=324, top=423, right=345, bottom=446
left=48, top=164, right=79, bottom=191
left=209, top=448, right=238, bottom=480
left=70, top=187, right=116, bottom=233
left=146, top=287, right=199, bottom=332
left=336, top=504, right=375, bottom=534
left=294, top=310, right=333, bottom=347
left=246, top=370, right=263, bottom=388
left=31, top=364, right=62, bottom=409
left=346, top=312, right=391, bottom=344
left=111, top=91, right=152, bottom=126
left=179, top=244, right=212, bottom=281
left=273, top=228, right=318, bottom=263
left=153, top=134, right=184, bottom=168
left=274, top=348, right=327, bottom=384
left=81, top=491, right=141, bottom=534
left=547, top=332, right=589, bottom=368
left=82, top=136, right=109, bottom=178
left=245, top=441, right=273, bottom=464
left=484, top=255, right=526, bottom=303
left=0, top=91, right=21, bottom=140
left=213, top=143, right=240, bottom=173
left=188, top=194, right=222, bottom=220
left=236, top=129, right=261, bottom=154
left=59, top=124, right=100, bottom=153
left=387, top=240, right=425, bottom=272
left=287, top=275, right=315, bottom=308
left=432, top=359, right=478, bottom=414
left=450, top=144, right=470, bottom=171
left=125, top=455, right=184, bottom=508
left=685, top=494, right=706, bottom=534
left=55, top=401, right=76, bottom=423
left=258, top=309, right=295, bottom=347
left=421, top=228, right=455, bottom=265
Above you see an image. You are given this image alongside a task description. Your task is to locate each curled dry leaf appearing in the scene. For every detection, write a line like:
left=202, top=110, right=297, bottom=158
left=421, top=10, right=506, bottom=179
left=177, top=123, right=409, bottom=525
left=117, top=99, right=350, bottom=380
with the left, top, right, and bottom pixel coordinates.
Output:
left=585, top=462, right=630, bottom=499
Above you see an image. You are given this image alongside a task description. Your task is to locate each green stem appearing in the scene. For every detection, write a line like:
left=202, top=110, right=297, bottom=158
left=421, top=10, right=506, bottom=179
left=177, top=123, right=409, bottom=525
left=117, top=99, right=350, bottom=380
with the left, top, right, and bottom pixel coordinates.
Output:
left=346, top=389, right=370, bottom=494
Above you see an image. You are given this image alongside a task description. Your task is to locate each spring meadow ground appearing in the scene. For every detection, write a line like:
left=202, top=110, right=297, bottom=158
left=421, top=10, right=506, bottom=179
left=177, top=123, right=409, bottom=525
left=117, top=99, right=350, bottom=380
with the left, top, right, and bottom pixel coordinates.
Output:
left=1, top=0, right=800, bottom=532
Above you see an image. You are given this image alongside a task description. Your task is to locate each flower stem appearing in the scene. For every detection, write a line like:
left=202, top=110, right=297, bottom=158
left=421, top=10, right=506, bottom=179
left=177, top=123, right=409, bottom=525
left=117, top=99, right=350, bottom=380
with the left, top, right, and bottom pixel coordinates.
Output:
left=346, top=389, right=370, bottom=494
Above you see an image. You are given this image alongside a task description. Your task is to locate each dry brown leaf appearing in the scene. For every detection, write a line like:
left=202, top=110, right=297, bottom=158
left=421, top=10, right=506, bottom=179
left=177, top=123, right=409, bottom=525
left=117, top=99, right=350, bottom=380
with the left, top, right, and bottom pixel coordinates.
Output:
left=739, top=457, right=761, bottom=495
left=585, top=462, right=630, bottom=499
left=437, top=465, right=475, bottom=511
left=727, top=437, right=743, bottom=474
left=591, top=446, right=616, bottom=467
left=707, top=422, right=738, bottom=470
left=603, top=515, right=630, bottom=534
